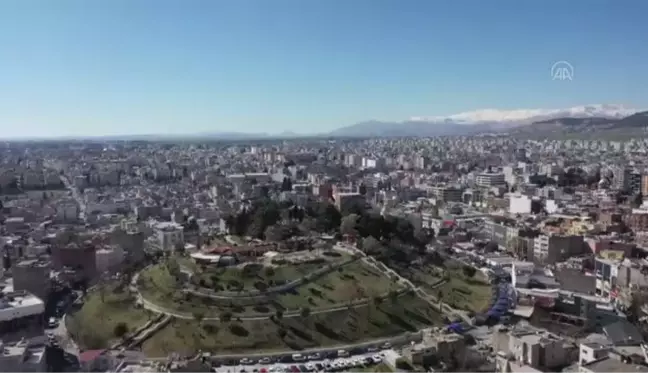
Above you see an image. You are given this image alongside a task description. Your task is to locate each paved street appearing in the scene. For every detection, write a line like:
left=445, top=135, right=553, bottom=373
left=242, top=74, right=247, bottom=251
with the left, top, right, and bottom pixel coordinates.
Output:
left=49, top=316, right=80, bottom=356
left=212, top=349, right=395, bottom=373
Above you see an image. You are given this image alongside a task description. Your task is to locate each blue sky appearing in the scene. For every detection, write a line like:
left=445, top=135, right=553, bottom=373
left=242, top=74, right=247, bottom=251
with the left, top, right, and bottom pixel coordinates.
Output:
left=0, top=0, right=646, bottom=137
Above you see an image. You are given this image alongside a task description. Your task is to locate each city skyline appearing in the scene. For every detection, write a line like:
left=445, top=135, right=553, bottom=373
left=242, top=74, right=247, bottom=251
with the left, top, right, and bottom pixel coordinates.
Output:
left=1, top=0, right=647, bottom=138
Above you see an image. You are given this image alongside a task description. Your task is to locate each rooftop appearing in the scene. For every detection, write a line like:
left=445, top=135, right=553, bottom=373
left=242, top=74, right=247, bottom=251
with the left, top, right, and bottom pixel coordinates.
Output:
left=581, top=357, right=648, bottom=373
left=0, top=291, right=44, bottom=310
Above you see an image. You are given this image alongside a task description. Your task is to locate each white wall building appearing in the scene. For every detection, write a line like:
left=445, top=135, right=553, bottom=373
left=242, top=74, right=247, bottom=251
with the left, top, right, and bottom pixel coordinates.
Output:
left=509, top=194, right=532, bottom=215
left=476, top=172, right=506, bottom=188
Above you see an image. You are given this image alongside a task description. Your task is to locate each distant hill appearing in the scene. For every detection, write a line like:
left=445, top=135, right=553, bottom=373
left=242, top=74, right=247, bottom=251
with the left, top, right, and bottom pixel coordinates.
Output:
left=328, top=104, right=644, bottom=138
left=512, top=110, right=648, bottom=136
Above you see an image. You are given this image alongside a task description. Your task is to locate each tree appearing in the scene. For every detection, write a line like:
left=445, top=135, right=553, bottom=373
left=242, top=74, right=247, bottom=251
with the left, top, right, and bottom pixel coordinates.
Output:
left=388, top=290, right=399, bottom=304
left=358, top=183, right=367, bottom=196
left=634, top=193, right=644, bottom=208
left=264, top=225, right=284, bottom=242
left=113, top=322, right=129, bottom=339
left=340, top=214, right=359, bottom=236
left=462, top=265, right=477, bottom=279
left=281, top=177, right=293, bottom=192
left=193, top=311, right=205, bottom=323
left=362, top=236, right=383, bottom=255
left=220, top=311, right=232, bottom=322
left=300, top=307, right=311, bottom=319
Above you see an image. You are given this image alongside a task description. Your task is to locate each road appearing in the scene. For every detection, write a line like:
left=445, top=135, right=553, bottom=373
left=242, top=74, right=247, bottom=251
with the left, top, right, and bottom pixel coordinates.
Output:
left=50, top=315, right=80, bottom=357
left=212, top=349, right=393, bottom=373
left=59, top=174, right=87, bottom=222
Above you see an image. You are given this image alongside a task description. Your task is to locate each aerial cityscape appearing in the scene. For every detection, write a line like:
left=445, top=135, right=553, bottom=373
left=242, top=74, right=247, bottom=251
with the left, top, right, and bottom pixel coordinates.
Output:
left=2, top=1, right=648, bottom=373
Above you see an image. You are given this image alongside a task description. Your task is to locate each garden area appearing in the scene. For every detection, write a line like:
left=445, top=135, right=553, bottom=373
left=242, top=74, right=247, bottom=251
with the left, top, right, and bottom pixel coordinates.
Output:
left=431, top=266, right=492, bottom=313
left=141, top=292, right=443, bottom=356
left=66, top=283, right=153, bottom=349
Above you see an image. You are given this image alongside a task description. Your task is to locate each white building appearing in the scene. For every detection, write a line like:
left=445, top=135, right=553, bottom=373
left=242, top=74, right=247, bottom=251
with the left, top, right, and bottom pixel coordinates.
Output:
left=509, top=194, right=532, bottom=215
left=476, top=172, right=506, bottom=188
left=0, top=291, right=45, bottom=342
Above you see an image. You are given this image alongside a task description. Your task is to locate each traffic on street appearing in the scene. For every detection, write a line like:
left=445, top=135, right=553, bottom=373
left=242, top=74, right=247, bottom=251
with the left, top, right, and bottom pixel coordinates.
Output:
left=210, top=350, right=393, bottom=373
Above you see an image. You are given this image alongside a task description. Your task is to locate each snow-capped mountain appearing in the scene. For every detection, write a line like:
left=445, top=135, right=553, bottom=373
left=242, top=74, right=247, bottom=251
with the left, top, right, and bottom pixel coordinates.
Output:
left=409, top=104, right=638, bottom=125
left=329, top=104, right=644, bottom=137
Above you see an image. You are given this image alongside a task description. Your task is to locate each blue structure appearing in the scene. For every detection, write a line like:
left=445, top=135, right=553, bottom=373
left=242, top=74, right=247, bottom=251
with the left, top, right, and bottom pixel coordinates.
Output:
left=447, top=322, right=464, bottom=334
left=478, top=283, right=511, bottom=324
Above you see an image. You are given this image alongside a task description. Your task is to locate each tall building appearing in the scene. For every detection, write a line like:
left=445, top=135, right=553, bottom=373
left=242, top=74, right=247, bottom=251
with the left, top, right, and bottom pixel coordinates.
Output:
left=51, top=244, right=97, bottom=282
left=533, top=234, right=585, bottom=264
left=12, top=259, right=50, bottom=301
left=475, top=172, right=506, bottom=188
left=154, top=222, right=184, bottom=252
left=611, top=167, right=632, bottom=192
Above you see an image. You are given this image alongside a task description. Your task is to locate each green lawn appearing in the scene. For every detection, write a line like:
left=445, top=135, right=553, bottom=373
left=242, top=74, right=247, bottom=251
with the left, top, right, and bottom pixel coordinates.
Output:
left=276, top=261, right=403, bottom=309
left=67, top=283, right=152, bottom=349
left=394, top=263, right=445, bottom=294
left=431, top=269, right=491, bottom=313
left=141, top=293, right=443, bottom=357
left=192, top=261, right=325, bottom=292
left=138, top=258, right=399, bottom=316
left=361, top=363, right=394, bottom=372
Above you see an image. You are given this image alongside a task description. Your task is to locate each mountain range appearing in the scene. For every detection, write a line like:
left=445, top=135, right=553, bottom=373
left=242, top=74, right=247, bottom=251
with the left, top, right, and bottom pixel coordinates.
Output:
left=328, top=104, right=648, bottom=137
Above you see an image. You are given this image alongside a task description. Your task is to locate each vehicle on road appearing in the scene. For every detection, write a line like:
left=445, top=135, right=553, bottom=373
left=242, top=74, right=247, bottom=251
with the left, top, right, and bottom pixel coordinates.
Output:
left=240, top=358, right=254, bottom=365
left=336, top=350, right=349, bottom=357
left=259, top=357, right=271, bottom=364
left=292, top=354, right=305, bottom=362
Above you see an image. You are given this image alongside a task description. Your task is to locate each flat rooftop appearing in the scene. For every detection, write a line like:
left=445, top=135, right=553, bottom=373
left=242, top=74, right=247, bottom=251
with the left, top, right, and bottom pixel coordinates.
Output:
left=0, top=291, right=44, bottom=309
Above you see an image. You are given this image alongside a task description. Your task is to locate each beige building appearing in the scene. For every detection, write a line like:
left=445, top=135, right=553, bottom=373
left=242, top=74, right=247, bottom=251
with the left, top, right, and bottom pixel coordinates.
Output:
left=493, top=326, right=577, bottom=372
left=0, top=339, right=46, bottom=372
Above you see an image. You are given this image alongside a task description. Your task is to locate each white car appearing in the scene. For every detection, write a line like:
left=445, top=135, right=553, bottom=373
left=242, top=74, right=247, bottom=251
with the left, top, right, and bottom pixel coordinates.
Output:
left=372, top=355, right=383, bottom=364
left=239, top=358, right=254, bottom=365
left=259, top=357, right=271, bottom=364
left=307, top=353, right=321, bottom=360
left=305, top=363, right=315, bottom=371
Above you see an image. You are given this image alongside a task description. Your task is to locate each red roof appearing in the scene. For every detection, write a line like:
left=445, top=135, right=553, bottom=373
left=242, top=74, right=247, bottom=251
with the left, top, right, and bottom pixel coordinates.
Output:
left=205, top=246, right=233, bottom=254
left=79, top=349, right=106, bottom=363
